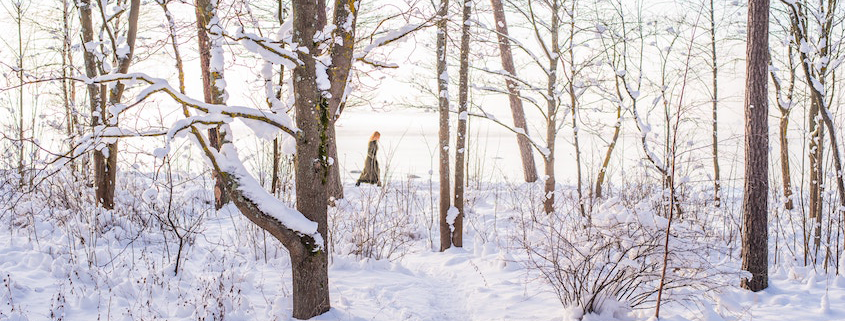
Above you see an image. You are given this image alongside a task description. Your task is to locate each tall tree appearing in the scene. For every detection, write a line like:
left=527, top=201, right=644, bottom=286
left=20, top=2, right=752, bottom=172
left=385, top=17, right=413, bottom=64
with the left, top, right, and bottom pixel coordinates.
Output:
left=783, top=0, right=844, bottom=265
left=325, top=0, right=361, bottom=201
left=452, top=0, right=472, bottom=248
left=436, top=0, right=452, bottom=251
left=708, top=0, right=721, bottom=207
left=7, top=0, right=27, bottom=185
left=769, top=41, right=796, bottom=211
left=741, top=0, right=769, bottom=292
left=77, top=0, right=139, bottom=209
left=196, top=0, right=230, bottom=210
left=61, top=0, right=80, bottom=177
left=542, top=0, right=562, bottom=215
left=565, top=0, right=586, bottom=216
left=290, top=0, right=332, bottom=315
left=489, top=0, right=538, bottom=183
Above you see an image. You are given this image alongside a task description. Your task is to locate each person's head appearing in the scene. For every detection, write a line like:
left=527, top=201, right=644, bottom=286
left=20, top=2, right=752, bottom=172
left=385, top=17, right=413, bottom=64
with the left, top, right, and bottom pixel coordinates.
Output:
left=370, top=131, right=381, bottom=141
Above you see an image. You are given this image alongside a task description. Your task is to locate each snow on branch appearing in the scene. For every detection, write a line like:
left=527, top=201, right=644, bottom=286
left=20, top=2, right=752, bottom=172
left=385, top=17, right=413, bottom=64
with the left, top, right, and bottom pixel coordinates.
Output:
left=77, top=73, right=300, bottom=139
left=227, top=28, right=302, bottom=69
left=354, top=21, right=431, bottom=61
left=465, top=110, right=550, bottom=157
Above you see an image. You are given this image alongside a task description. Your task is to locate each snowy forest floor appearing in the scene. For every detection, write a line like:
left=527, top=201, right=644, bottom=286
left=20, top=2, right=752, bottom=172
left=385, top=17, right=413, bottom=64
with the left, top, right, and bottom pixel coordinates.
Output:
left=0, top=173, right=844, bottom=321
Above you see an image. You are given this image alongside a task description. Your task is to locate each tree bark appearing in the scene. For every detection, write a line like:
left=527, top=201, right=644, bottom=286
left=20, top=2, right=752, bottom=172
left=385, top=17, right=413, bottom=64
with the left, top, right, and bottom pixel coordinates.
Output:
left=453, top=0, right=471, bottom=248
left=542, top=0, right=561, bottom=215
left=325, top=0, right=361, bottom=201
left=436, top=0, right=452, bottom=251
left=709, top=0, right=722, bottom=207
left=291, top=0, right=332, bottom=316
left=567, top=7, right=585, bottom=217
left=740, top=0, right=769, bottom=292
left=15, top=2, right=25, bottom=186
left=78, top=0, right=110, bottom=208
left=62, top=0, right=80, bottom=176
left=196, top=0, right=230, bottom=210
left=489, top=0, right=537, bottom=183
left=786, top=0, right=839, bottom=261
left=769, top=46, right=795, bottom=211
left=594, top=95, right=621, bottom=199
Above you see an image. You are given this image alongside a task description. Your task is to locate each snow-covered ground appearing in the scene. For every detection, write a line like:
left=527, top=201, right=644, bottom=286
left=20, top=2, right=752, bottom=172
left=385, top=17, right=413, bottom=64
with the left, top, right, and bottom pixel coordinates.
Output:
left=1, top=173, right=843, bottom=321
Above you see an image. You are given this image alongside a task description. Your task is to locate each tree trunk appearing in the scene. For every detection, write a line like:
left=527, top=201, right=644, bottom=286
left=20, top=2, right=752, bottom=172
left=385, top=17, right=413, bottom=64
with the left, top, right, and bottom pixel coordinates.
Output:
left=740, top=0, right=769, bottom=292
left=271, top=0, right=287, bottom=197
left=489, top=0, right=538, bottom=183
left=436, top=0, right=452, bottom=251
left=272, top=137, right=281, bottom=195
left=291, top=0, right=332, bottom=316
left=594, top=98, right=621, bottom=199
left=567, top=10, right=585, bottom=217
left=769, top=45, right=796, bottom=211
left=78, top=0, right=109, bottom=208
left=542, top=0, right=560, bottom=215
left=62, top=0, right=79, bottom=176
left=452, top=0, right=471, bottom=248
left=709, top=0, right=722, bottom=207
left=94, top=0, right=140, bottom=210
left=15, top=2, right=25, bottom=186
left=196, top=0, right=230, bottom=210
left=325, top=0, right=361, bottom=201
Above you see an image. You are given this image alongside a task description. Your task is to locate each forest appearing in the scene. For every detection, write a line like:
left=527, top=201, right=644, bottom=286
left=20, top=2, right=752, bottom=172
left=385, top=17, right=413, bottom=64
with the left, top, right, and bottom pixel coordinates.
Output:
left=0, top=0, right=843, bottom=320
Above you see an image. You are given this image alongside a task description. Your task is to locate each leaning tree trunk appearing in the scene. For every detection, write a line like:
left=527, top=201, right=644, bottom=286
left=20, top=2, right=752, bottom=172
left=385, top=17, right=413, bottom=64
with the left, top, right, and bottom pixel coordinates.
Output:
left=594, top=86, right=621, bottom=199
left=196, top=0, right=230, bottom=210
left=489, top=0, right=538, bottom=183
left=740, top=0, right=769, bottom=292
left=452, top=0, right=471, bottom=248
left=323, top=0, right=361, bottom=201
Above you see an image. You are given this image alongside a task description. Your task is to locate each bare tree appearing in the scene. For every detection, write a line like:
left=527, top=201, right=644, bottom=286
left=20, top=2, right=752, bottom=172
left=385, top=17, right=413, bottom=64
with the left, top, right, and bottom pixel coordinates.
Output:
left=3, top=0, right=29, bottom=185
left=61, top=0, right=81, bottom=178
left=708, top=0, right=722, bottom=207
left=436, top=0, right=452, bottom=251
left=325, top=0, right=362, bottom=201
left=592, top=0, right=635, bottom=200
left=769, top=34, right=797, bottom=211
left=290, top=0, right=332, bottom=314
left=781, top=0, right=845, bottom=266
left=741, top=0, right=769, bottom=292
left=196, top=0, right=230, bottom=210
left=76, top=0, right=140, bottom=209
left=489, top=0, right=538, bottom=183
left=452, top=0, right=473, bottom=248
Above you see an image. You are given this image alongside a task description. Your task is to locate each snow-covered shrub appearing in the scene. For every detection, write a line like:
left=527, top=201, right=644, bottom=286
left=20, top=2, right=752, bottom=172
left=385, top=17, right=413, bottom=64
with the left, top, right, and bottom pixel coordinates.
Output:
left=329, top=179, right=428, bottom=260
left=511, top=187, right=734, bottom=318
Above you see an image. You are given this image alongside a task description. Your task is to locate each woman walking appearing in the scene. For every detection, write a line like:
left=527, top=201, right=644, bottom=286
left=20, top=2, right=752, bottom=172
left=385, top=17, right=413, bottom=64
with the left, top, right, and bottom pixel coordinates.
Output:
left=356, top=131, right=381, bottom=186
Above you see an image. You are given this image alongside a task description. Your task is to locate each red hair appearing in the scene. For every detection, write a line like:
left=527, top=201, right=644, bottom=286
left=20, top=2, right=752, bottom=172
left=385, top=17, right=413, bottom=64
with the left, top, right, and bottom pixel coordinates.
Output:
left=369, top=131, right=381, bottom=141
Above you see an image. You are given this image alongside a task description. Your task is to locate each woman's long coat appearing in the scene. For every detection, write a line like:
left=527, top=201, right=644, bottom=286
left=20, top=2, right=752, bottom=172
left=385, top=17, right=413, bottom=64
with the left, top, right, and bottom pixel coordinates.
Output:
left=356, top=140, right=380, bottom=186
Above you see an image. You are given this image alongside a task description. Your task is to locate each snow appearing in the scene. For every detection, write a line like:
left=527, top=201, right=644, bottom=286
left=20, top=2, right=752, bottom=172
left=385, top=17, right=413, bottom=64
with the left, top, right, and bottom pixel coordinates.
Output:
left=446, top=206, right=458, bottom=232
left=217, top=144, right=322, bottom=243
left=3, top=177, right=845, bottom=321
